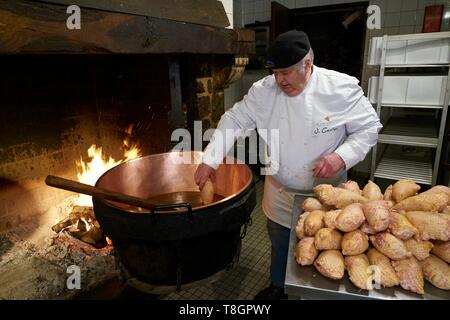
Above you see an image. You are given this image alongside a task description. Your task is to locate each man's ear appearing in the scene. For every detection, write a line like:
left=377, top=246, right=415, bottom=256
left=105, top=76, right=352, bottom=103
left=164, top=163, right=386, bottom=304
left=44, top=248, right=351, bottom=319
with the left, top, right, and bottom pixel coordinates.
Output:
left=305, top=60, right=313, bottom=73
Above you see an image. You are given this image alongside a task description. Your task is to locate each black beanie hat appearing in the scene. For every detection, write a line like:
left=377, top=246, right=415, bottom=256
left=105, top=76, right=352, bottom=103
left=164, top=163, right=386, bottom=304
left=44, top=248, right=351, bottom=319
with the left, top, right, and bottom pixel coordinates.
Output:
left=266, top=30, right=311, bottom=69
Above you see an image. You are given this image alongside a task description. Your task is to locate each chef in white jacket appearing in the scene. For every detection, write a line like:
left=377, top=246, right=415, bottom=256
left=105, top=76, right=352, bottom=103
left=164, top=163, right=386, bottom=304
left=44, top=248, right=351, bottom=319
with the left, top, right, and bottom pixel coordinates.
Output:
left=195, top=30, right=382, bottom=300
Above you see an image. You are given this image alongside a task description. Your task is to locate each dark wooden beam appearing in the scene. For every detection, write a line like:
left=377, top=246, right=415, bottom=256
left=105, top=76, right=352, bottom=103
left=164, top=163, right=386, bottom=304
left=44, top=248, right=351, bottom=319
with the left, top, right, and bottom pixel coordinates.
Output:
left=168, top=58, right=185, bottom=130
left=0, top=0, right=254, bottom=54
left=34, top=0, right=230, bottom=28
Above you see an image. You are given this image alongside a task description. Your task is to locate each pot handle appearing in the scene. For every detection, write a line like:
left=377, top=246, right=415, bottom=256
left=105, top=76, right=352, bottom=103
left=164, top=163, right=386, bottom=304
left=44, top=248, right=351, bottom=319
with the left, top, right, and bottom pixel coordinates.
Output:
left=150, top=203, right=193, bottom=220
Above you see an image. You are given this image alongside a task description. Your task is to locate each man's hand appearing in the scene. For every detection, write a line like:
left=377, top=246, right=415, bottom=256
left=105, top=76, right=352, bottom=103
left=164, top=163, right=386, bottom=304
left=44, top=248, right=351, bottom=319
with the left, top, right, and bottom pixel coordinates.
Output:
left=194, top=163, right=216, bottom=190
left=313, top=153, right=345, bottom=178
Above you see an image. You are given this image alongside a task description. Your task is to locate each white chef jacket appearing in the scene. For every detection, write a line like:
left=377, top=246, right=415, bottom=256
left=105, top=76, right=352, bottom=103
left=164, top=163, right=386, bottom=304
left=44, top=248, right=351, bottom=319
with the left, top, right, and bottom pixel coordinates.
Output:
left=202, top=66, right=382, bottom=228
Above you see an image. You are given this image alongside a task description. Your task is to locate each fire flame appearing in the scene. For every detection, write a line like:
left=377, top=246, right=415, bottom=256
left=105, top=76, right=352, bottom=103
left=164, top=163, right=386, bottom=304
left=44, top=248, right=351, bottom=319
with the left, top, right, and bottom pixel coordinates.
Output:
left=75, top=125, right=142, bottom=206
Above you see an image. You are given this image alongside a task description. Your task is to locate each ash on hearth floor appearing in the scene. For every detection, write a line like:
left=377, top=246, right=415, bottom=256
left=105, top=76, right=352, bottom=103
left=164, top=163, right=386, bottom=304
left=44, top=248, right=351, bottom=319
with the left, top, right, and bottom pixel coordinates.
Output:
left=0, top=196, right=119, bottom=300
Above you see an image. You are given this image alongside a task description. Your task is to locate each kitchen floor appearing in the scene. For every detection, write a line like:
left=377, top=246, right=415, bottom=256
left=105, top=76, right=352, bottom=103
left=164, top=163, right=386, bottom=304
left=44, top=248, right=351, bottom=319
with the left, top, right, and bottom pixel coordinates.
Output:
left=162, top=178, right=271, bottom=300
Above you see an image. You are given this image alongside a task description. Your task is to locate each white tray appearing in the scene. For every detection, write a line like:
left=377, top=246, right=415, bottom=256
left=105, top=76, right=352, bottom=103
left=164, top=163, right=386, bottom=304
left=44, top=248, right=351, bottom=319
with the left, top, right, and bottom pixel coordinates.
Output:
left=368, top=36, right=450, bottom=66
left=368, top=75, right=447, bottom=105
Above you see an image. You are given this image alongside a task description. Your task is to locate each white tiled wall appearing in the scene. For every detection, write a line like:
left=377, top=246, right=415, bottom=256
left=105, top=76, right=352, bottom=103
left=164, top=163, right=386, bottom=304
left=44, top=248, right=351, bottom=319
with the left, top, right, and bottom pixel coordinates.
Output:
left=219, top=0, right=234, bottom=28
left=234, top=0, right=243, bottom=27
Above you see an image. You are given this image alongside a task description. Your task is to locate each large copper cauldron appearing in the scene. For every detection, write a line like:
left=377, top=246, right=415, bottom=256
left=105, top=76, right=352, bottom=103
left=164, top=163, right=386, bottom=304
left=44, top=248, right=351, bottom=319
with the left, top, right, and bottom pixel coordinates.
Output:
left=93, top=151, right=256, bottom=289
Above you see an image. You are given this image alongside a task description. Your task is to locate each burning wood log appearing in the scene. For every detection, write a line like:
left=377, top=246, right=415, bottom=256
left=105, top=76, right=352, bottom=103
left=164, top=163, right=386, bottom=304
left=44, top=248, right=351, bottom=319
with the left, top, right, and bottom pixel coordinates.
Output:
left=52, top=206, right=96, bottom=233
left=78, top=226, right=107, bottom=248
left=52, top=205, right=107, bottom=248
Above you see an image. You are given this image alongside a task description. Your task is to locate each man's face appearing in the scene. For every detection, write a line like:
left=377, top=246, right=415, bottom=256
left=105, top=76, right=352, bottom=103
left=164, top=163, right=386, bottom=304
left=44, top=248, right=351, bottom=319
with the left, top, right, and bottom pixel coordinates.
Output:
left=272, top=62, right=312, bottom=97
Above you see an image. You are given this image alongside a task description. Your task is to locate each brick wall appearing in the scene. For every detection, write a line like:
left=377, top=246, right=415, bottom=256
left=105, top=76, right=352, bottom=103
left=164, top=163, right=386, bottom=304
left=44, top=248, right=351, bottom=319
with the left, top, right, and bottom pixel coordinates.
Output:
left=196, top=77, right=226, bottom=131
left=192, top=55, right=235, bottom=137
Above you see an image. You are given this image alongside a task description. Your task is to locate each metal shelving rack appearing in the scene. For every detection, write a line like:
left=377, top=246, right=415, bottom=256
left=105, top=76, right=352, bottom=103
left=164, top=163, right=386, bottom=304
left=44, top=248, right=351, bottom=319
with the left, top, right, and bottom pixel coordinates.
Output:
left=370, top=32, right=450, bottom=186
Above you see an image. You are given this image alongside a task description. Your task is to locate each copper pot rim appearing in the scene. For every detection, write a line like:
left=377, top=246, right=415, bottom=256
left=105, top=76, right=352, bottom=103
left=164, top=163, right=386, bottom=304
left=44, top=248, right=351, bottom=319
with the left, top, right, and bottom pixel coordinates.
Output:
left=95, top=151, right=254, bottom=214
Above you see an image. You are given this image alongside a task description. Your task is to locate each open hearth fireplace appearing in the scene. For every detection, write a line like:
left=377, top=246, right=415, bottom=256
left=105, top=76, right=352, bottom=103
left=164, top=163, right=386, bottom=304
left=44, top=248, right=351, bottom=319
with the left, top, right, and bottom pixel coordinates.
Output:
left=0, top=0, right=255, bottom=299
left=0, top=136, right=140, bottom=299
